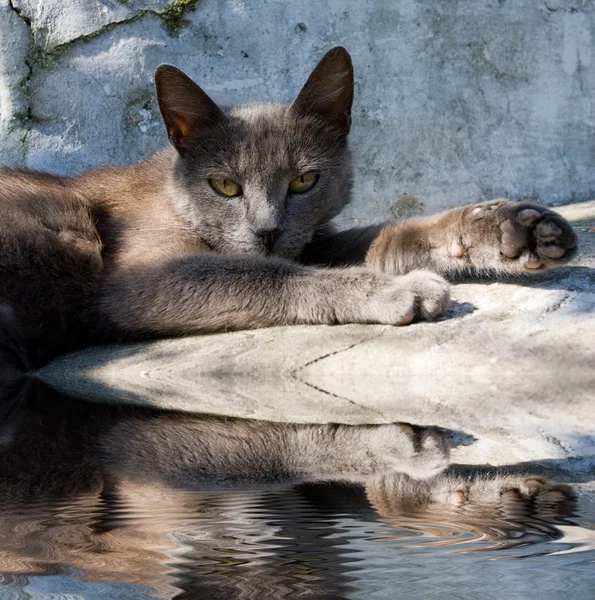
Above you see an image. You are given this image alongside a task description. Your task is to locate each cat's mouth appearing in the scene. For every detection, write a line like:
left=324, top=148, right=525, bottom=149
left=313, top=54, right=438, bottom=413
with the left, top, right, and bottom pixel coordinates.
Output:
left=267, top=244, right=300, bottom=260
left=226, top=233, right=303, bottom=260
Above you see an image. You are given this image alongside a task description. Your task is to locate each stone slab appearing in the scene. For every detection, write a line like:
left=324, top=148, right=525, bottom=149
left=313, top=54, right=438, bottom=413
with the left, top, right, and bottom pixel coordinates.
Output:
left=37, top=201, right=595, bottom=472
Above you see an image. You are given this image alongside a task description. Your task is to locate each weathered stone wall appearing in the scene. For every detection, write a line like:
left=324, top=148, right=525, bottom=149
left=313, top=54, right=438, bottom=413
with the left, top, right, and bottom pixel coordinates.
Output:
left=1, top=0, right=594, bottom=223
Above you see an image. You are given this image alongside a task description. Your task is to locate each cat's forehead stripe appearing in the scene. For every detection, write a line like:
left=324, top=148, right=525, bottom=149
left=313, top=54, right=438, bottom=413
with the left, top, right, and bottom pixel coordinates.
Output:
left=198, top=103, right=336, bottom=176
left=229, top=103, right=287, bottom=122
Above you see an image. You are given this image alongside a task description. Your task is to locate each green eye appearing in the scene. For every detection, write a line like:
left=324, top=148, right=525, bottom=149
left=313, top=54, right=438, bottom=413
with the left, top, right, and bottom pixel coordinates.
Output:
left=289, top=172, right=318, bottom=194
left=210, top=178, right=242, bottom=197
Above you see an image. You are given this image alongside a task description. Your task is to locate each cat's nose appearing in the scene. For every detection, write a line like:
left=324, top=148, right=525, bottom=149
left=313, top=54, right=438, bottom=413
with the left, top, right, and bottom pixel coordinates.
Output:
left=255, top=227, right=283, bottom=252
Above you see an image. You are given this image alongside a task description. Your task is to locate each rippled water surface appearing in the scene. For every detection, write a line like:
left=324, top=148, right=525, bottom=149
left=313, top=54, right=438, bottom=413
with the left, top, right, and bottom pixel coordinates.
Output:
left=1, top=382, right=594, bottom=599
left=2, top=486, right=594, bottom=599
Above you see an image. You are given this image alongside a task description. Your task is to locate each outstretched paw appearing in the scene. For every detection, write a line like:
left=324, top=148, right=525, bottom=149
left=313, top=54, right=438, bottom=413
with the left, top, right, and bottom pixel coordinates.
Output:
left=463, top=199, right=578, bottom=273
left=367, top=473, right=576, bottom=549
left=367, top=472, right=575, bottom=523
left=362, top=269, right=451, bottom=325
left=405, top=426, right=452, bottom=479
left=369, top=424, right=450, bottom=480
left=438, top=474, right=576, bottom=509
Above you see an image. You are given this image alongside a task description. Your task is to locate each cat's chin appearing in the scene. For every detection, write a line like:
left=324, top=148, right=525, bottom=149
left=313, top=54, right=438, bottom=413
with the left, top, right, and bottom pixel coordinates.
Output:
left=271, top=237, right=315, bottom=261
left=270, top=247, right=302, bottom=261
left=229, top=244, right=303, bottom=261
left=246, top=248, right=301, bottom=261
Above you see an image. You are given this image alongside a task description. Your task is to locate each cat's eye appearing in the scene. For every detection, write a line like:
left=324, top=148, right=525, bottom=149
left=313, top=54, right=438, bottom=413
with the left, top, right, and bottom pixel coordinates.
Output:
left=210, top=178, right=243, bottom=197
left=289, top=172, right=318, bottom=194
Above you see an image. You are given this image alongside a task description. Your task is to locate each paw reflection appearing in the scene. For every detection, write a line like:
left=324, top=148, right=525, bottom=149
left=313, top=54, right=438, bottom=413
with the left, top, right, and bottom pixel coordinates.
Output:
left=366, top=471, right=577, bottom=552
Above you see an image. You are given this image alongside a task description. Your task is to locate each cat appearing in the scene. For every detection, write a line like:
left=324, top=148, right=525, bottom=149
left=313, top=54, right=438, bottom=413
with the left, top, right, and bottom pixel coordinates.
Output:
left=0, top=379, right=576, bottom=598
left=0, top=46, right=578, bottom=366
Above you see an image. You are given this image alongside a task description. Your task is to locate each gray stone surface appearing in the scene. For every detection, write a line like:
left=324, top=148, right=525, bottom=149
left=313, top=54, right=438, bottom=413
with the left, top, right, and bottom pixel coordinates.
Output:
left=11, top=0, right=169, bottom=50
left=1, top=1, right=595, bottom=221
left=38, top=201, right=595, bottom=473
left=0, top=0, right=32, bottom=164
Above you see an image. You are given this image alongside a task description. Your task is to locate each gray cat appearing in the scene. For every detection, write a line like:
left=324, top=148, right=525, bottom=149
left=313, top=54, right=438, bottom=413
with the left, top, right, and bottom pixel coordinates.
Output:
left=0, top=49, right=579, bottom=591
left=0, top=47, right=577, bottom=365
left=0, top=383, right=575, bottom=598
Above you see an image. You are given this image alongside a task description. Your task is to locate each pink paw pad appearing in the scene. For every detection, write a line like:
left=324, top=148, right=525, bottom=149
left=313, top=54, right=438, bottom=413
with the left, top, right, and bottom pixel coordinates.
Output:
left=523, top=258, right=543, bottom=270
left=449, top=241, right=464, bottom=258
left=499, top=219, right=526, bottom=258
left=399, top=310, right=415, bottom=325
left=536, top=222, right=562, bottom=241
left=518, top=208, right=542, bottom=226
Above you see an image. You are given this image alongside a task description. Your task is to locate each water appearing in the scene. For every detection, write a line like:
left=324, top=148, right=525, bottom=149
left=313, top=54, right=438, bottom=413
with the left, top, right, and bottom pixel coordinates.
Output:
left=1, top=382, right=594, bottom=599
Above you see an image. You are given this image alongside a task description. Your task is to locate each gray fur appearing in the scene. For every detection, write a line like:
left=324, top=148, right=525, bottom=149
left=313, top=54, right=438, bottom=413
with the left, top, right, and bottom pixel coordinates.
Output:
left=167, top=103, right=353, bottom=260
left=0, top=47, right=577, bottom=364
left=0, top=384, right=576, bottom=594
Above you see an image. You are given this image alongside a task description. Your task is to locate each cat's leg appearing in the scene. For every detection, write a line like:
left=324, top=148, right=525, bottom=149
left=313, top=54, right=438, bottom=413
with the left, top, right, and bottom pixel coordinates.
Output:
left=367, top=470, right=575, bottom=514
left=366, top=199, right=578, bottom=276
left=366, top=471, right=576, bottom=547
left=102, top=417, right=450, bottom=490
left=101, top=254, right=450, bottom=336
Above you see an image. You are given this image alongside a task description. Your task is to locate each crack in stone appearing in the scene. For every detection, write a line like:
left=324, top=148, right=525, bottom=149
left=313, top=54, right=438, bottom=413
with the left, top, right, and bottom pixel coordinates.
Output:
left=291, top=328, right=391, bottom=421
left=4, top=0, right=199, bottom=158
left=46, top=12, right=153, bottom=64
left=299, top=328, right=389, bottom=371
left=7, top=0, right=34, bottom=137
left=19, top=1, right=198, bottom=64
left=6, top=1, right=31, bottom=29
left=300, top=378, right=389, bottom=422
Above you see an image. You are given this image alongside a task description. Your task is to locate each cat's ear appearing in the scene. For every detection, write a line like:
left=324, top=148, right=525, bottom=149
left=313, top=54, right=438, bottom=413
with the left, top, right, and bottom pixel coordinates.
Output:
left=289, top=47, right=354, bottom=135
left=155, top=64, right=225, bottom=154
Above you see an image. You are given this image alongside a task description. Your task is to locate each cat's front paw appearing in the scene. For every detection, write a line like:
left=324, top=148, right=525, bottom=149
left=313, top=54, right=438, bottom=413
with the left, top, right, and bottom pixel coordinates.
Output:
left=367, top=472, right=575, bottom=522
left=435, top=474, right=576, bottom=508
left=461, top=199, right=578, bottom=273
left=367, top=424, right=451, bottom=480
left=363, top=269, right=451, bottom=324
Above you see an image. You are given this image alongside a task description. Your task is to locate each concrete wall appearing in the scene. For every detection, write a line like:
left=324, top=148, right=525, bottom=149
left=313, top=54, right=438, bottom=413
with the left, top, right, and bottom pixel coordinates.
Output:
left=1, top=0, right=594, bottom=224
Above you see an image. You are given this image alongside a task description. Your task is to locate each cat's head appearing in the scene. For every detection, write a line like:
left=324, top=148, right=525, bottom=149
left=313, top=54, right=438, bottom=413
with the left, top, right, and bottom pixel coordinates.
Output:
left=155, top=47, right=354, bottom=259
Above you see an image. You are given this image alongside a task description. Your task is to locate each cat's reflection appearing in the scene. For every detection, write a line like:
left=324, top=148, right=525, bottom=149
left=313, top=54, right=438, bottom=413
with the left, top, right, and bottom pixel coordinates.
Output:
left=0, top=378, right=577, bottom=599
